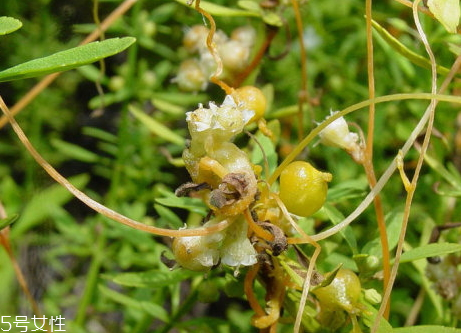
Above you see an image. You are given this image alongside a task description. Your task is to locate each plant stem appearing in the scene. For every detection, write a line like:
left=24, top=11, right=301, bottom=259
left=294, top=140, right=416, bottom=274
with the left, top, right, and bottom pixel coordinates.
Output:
left=74, top=221, right=106, bottom=326
left=157, top=279, right=201, bottom=333
left=365, top=0, right=391, bottom=318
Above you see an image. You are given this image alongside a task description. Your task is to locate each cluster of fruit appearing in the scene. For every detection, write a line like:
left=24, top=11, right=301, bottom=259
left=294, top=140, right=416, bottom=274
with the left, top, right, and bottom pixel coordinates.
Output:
left=173, top=86, right=265, bottom=271
left=174, top=25, right=256, bottom=92
left=172, top=84, right=332, bottom=272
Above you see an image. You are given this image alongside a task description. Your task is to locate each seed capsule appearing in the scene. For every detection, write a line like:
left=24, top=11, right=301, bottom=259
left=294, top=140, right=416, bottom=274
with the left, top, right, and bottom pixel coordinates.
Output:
left=279, top=161, right=332, bottom=217
left=313, top=268, right=362, bottom=313
left=172, top=236, right=219, bottom=272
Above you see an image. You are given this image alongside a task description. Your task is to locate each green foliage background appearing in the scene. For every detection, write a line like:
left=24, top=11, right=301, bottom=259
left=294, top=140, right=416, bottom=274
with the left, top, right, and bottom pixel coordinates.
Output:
left=1, top=0, right=461, bottom=332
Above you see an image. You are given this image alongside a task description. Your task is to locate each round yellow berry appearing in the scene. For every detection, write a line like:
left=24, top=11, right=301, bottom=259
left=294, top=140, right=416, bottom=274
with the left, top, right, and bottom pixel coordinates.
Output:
left=231, top=86, right=266, bottom=123
left=279, top=161, right=332, bottom=217
left=312, top=268, right=362, bottom=313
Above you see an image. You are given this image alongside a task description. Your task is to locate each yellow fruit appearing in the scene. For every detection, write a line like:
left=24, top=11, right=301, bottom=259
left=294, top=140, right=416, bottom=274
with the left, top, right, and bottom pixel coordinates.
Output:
left=279, top=161, right=332, bottom=217
left=231, top=86, right=266, bottom=123
left=313, top=269, right=362, bottom=313
left=172, top=236, right=218, bottom=272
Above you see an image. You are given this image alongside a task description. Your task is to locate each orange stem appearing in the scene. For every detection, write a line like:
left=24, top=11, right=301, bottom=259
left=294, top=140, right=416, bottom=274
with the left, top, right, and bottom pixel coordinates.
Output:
left=244, top=209, right=274, bottom=242
left=0, top=204, right=43, bottom=319
left=234, top=26, right=278, bottom=88
left=244, top=263, right=266, bottom=317
left=193, top=0, right=232, bottom=94
left=365, top=0, right=390, bottom=318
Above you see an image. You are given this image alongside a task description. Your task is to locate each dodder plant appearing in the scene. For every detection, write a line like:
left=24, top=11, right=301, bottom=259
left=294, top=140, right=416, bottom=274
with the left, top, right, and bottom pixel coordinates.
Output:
left=2, top=0, right=461, bottom=332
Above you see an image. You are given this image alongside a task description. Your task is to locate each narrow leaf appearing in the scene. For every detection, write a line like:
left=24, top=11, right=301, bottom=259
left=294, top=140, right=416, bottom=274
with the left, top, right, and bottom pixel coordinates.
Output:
left=154, top=204, right=183, bottom=229
left=174, top=0, right=259, bottom=17
left=372, top=20, right=451, bottom=76
left=399, top=243, right=461, bottom=263
left=98, top=284, right=169, bottom=322
left=0, top=16, right=22, bottom=35
left=0, top=37, right=136, bottom=82
left=394, top=326, right=461, bottom=333
left=0, top=215, right=18, bottom=231
left=108, top=269, right=198, bottom=288
left=427, top=0, right=460, bottom=33
left=155, top=196, right=208, bottom=216
left=323, top=203, right=358, bottom=253
left=10, top=174, right=90, bottom=238
left=51, top=138, right=100, bottom=163
left=129, top=104, right=185, bottom=146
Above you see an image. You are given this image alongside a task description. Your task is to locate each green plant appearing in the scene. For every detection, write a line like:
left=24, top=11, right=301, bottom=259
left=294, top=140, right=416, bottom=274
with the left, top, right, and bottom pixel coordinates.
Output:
left=2, top=0, right=461, bottom=333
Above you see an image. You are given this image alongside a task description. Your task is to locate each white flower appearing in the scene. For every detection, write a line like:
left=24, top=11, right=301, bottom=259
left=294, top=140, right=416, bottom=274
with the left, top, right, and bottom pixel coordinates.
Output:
left=220, top=218, right=257, bottom=267
left=319, top=111, right=363, bottom=162
left=186, top=95, right=254, bottom=140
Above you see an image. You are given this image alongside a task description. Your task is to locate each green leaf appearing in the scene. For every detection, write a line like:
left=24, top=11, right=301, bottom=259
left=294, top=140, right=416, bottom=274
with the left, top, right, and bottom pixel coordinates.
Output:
left=372, top=20, right=451, bottom=76
left=151, top=98, right=185, bottom=116
left=51, top=138, right=100, bottom=163
left=327, top=178, right=367, bottom=202
left=261, top=12, right=283, bottom=27
left=362, top=306, right=393, bottom=333
left=108, top=269, right=199, bottom=288
left=10, top=174, right=90, bottom=238
left=237, top=0, right=261, bottom=12
left=315, top=265, right=342, bottom=288
left=154, top=204, right=183, bottom=229
left=98, top=284, right=169, bottom=322
left=323, top=203, right=358, bottom=254
left=250, top=132, right=278, bottom=179
left=362, top=210, right=403, bottom=258
left=0, top=215, right=18, bottom=231
left=394, top=326, right=461, bottom=333
left=0, top=16, right=22, bottom=35
left=174, top=0, right=259, bottom=17
left=129, top=104, right=185, bottom=146
left=155, top=196, right=208, bottom=216
left=0, top=37, right=136, bottom=82
left=152, top=92, right=208, bottom=106
left=399, top=243, right=461, bottom=263
left=427, top=0, right=460, bottom=33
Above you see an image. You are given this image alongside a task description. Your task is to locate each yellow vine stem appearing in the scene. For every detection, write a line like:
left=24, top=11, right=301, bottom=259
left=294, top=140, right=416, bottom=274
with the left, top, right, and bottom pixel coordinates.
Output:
left=0, top=96, right=233, bottom=238
left=234, top=26, right=278, bottom=88
left=0, top=0, right=138, bottom=130
left=394, top=0, right=434, bottom=16
left=365, top=0, right=391, bottom=319
left=244, top=262, right=266, bottom=317
left=192, top=0, right=233, bottom=95
left=243, top=209, right=274, bottom=242
left=290, top=0, right=309, bottom=140
left=371, top=1, right=442, bottom=331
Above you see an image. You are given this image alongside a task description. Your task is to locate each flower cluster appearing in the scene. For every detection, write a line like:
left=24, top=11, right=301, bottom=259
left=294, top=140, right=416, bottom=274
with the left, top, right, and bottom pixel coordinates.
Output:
left=173, top=92, right=259, bottom=271
left=172, top=86, right=334, bottom=330
left=174, top=25, right=256, bottom=92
